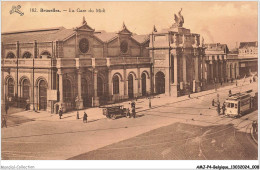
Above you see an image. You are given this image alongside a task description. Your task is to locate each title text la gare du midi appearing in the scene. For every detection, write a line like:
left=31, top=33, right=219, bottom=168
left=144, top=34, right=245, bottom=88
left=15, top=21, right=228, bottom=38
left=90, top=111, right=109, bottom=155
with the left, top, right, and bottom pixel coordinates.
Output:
left=30, top=8, right=105, bottom=13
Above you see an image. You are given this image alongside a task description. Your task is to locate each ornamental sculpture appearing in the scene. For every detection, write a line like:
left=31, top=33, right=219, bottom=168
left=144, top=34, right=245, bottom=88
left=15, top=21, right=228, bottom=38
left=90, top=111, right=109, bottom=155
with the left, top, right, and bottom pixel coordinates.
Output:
left=173, top=8, right=184, bottom=27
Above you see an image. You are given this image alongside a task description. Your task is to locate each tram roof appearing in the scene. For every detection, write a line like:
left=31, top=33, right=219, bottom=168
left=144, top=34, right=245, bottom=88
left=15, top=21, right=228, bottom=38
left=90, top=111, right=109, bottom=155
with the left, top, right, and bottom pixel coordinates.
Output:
left=227, top=92, right=251, bottom=100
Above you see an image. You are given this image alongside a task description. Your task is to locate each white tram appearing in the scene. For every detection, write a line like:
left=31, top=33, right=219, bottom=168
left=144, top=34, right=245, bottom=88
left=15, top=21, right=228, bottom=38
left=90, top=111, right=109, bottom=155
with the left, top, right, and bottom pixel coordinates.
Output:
left=225, top=91, right=256, bottom=117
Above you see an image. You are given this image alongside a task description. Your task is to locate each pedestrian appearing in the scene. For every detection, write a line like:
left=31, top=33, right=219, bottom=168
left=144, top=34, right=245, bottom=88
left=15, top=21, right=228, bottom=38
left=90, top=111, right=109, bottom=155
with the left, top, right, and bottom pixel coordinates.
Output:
left=126, top=108, right=130, bottom=118
left=214, top=83, right=217, bottom=91
left=76, top=111, right=79, bottom=119
left=217, top=103, right=221, bottom=115
left=236, top=80, right=238, bottom=86
left=250, top=79, right=252, bottom=84
left=222, top=103, right=226, bottom=115
left=220, top=81, right=223, bottom=86
left=212, top=99, right=215, bottom=106
left=149, top=97, right=152, bottom=108
left=252, top=121, right=258, bottom=133
left=229, top=90, right=232, bottom=96
left=131, top=101, right=136, bottom=118
left=58, top=107, right=63, bottom=119
left=1, top=116, right=7, bottom=128
left=5, top=103, right=9, bottom=115
left=83, top=111, right=88, bottom=123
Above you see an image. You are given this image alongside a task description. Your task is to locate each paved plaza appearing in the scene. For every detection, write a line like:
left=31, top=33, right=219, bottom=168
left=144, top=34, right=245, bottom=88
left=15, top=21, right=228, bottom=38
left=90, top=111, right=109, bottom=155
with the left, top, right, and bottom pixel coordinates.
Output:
left=1, top=78, right=258, bottom=160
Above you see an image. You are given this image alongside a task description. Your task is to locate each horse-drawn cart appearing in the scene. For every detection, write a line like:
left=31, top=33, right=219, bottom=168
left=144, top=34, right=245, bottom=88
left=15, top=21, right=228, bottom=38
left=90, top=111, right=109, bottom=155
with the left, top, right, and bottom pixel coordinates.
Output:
left=101, top=105, right=129, bottom=119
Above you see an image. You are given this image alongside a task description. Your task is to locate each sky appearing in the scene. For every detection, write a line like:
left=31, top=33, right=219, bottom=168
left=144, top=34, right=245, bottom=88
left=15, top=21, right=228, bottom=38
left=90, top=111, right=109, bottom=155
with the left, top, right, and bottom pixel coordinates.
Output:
left=1, top=1, right=258, bottom=49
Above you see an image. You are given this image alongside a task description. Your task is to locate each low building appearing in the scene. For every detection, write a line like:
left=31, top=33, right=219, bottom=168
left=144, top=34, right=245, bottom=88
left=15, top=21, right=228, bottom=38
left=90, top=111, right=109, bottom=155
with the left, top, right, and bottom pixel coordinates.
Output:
left=238, top=41, right=258, bottom=77
left=204, top=43, right=229, bottom=83
left=226, top=48, right=240, bottom=80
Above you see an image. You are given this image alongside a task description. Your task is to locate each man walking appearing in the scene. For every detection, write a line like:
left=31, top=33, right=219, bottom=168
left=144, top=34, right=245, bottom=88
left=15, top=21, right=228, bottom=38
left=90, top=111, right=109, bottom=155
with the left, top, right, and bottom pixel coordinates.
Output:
left=212, top=99, right=215, bottom=106
left=131, top=101, right=136, bottom=118
left=252, top=121, right=258, bottom=134
left=1, top=116, right=7, bottom=128
left=58, top=107, right=63, bottom=119
left=222, top=103, right=226, bottom=115
left=83, top=111, right=88, bottom=123
left=5, top=103, right=9, bottom=115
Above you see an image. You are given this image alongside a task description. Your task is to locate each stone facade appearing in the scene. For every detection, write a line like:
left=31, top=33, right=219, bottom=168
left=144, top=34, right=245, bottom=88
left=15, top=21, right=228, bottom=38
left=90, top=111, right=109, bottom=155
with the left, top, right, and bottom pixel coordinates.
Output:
left=2, top=15, right=257, bottom=113
left=149, top=24, right=206, bottom=97
left=1, top=20, right=151, bottom=113
left=205, top=43, right=229, bottom=83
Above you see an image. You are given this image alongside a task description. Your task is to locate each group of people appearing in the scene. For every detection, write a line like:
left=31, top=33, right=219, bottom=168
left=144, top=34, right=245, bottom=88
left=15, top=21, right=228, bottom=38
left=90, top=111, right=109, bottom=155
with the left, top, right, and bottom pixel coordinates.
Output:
left=212, top=99, right=226, bottom=115
left=58, top=107, right=88, bottom=123
left=217, top=102, right=226, bottom=115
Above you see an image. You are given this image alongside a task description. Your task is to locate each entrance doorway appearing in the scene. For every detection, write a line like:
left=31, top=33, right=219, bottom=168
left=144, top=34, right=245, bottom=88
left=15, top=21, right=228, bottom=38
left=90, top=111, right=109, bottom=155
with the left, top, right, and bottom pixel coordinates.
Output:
left=155, top=71, right=165, bottom=94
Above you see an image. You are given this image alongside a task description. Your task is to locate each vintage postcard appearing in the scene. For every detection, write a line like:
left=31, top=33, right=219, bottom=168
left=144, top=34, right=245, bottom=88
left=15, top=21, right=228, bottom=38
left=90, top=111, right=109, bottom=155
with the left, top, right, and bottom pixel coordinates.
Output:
left=1, top=1, right=258, bottom=169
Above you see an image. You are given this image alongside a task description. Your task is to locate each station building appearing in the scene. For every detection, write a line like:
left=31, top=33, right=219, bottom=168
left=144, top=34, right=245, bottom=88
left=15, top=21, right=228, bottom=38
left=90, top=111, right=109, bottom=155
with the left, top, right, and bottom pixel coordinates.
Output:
left=1, top=18, right=151, bottom=113
left=2, top=14, right=256, bottom=113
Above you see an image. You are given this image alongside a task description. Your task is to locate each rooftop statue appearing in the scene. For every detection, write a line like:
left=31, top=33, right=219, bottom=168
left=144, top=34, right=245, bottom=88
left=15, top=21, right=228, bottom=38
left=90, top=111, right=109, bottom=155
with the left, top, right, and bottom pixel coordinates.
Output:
left=173, top=8, right=184, bottom=27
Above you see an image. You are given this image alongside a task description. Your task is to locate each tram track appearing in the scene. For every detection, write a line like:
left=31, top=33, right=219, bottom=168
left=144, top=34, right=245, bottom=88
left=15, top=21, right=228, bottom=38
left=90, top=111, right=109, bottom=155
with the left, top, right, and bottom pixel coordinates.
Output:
left=198, top=112, right=258, bottom=160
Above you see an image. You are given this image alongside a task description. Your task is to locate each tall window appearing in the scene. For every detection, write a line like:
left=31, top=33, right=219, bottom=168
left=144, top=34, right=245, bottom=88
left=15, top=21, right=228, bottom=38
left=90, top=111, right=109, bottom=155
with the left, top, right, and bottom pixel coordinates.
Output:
left=22, top=79, right=30, bottom=99
left=63, top=79, right=71, bottom=102
left=7, top=78, right=14, bottom=97
left=6, top=52, right=15, bottom=59
left=97, top=77, right=103, bottom=97
left=40, top=51, right=51, bottom=58
left=113, top=75, right=119, bottom=94
left=22, top=52, right=32, bottom=58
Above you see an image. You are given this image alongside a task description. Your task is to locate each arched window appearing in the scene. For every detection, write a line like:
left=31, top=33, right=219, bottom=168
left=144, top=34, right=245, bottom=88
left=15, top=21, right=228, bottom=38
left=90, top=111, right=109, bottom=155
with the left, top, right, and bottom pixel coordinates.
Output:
left=7, top=78, right=14, bottom=97
left=63, top=79, right=71, bottom=102
left=6, top=52, right=15, bottom=59
left=22, top=52, right=32, bottom=58
left=22, top=79, right=30, bottom=99
left=40, top=51, right=51, bottom=58
left=113, top=75, right=119, bottom=94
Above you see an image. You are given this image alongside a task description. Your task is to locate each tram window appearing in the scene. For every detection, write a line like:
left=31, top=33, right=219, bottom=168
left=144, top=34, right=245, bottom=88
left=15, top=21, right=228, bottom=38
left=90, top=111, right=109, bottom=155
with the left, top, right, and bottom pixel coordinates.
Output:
left=227, top=103, right=230, bottom=107
left=235, top=104, right=238, bottom=108
left=230, top=103, right=234, bottom=108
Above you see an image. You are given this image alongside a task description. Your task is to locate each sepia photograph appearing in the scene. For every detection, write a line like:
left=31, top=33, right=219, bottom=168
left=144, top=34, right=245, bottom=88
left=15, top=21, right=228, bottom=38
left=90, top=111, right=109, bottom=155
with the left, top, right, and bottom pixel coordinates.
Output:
left=1, top=1, right=258, bottom=169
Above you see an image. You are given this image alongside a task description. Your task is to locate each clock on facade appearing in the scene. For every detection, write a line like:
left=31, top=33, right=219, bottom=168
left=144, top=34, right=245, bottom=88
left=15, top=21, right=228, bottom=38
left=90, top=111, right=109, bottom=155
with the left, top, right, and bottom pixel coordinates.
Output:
left=120, top=40, right=128, bottom=53
left=79, top=38, right=89, bottom=53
